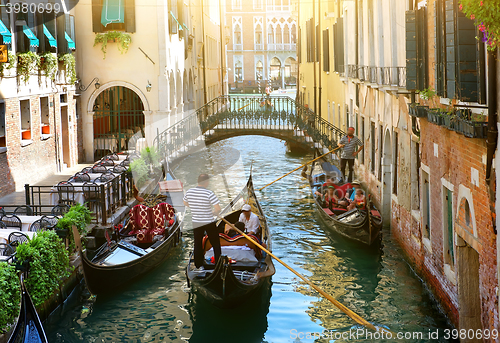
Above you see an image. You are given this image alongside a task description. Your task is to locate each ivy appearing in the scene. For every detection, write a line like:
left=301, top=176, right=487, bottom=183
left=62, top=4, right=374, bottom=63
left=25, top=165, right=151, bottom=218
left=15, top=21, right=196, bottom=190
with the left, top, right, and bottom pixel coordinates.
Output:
left=93, top=31, right=132, bottom=59
left=56, top=203, right=92, bottom=252
left=58, top=53, right=77, bottom=84
left=460, top=0, right=500, bottom=50
left=15, top=231, right=71, bottom=308
left=0, top=262, right=20, bottom=333
left=39, top=52, right=58, bottom=81
left=16, top=51, right=40, bottom=84
left=0, top=52, right=16, bottom=77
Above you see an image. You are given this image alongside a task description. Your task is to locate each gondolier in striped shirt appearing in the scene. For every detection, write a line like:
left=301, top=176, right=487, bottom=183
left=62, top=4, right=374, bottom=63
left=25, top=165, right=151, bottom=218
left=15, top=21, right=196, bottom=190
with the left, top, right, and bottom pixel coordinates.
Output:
left=338, top=127, right=364, bottom=183
left=183, top=174, right=222, bottom=270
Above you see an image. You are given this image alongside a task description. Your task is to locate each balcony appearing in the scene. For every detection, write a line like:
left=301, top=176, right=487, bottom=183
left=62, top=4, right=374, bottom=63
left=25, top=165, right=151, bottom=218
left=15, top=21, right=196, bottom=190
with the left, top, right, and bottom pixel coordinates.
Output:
left=346, top=65, right=406, bottom=88
left=254, top=43, right=263, bottom=51
left=267, top=43, right=296, bottom=52
left=233, top=43, right=243, bottom=51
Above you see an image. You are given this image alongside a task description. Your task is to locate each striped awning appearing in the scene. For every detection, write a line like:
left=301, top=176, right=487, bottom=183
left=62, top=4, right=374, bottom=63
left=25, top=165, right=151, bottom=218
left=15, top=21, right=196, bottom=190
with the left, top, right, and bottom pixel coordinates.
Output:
left=65, top=32, right=75, bottom=50
left=22, top=25, right=39, bottom=48
left=170, top=11, right=183, bottom=30
left=43, top=24, right=57, bottom=48
left=0, top=20, right=11, bottom=44
left=101, top=0, right=125, bottom=27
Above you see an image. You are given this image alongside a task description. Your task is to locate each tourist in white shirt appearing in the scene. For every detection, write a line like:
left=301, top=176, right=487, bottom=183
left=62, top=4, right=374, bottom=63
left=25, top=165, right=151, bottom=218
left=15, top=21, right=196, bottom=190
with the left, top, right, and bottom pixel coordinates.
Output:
left=238, top=204, right=260, bottom=236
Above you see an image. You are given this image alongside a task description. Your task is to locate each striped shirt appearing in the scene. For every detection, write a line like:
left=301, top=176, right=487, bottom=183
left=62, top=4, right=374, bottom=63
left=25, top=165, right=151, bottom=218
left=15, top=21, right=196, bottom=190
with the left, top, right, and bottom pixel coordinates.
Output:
left=339, top=135, right=363, bottom=159
left=183, top=186, right=220, bottom=223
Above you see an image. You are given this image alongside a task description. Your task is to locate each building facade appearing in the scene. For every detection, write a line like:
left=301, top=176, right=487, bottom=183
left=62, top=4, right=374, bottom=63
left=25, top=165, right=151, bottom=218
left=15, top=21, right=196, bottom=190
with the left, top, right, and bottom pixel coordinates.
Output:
left=226, top=0, right=297, bottom=93
left=296, top=0, right=498, bottom=335
left=0, top=5, right=79, bottom=197
left=75, top=0, right=227, bottom=162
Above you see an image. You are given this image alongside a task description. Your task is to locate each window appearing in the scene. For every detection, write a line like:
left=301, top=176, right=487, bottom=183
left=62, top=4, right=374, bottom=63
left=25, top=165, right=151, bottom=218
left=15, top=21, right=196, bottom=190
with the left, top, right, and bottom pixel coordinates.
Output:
left=233, top=24, right=242, bottom=46
left=378, top=124, right=383, bottom=181
left=411, top=141, right=420, bottom=209
left=234, top=61, right=242, bottom=82
left=405, top=7, right=427, bottom=91
left=370, top=122, right=375, bottom=173
left=443, top=186, right=454, bottom=267
left=0, top=102, right=5, bottom=148
left=291, top=23, right=296, bottom=44
left=306, top=18, right=314, bottom=62
left=232, top=0, right=242, bottom=10
left=392, top=131, right=398, bottom=195
left=40, top=97, right=50, bottom=135
left=20, top=100, right=31, bottom=141
left=360, top=116, right=365, bottom=164
left=92, top=0, right=136, bottom=33
left=255, top=24, right=262, bottom=49
left=253, top=0, right=262, bottom=9
left=464, top=200, right=471, bottom=227
left=255, top=60, right=263, bottom=80
left=422, top=169, right=430, bottom=240
left=16, top=11, right=38, bottom=53
left=333, top=18, right=344, bottom=73
left=0, top=2, right=11, bottom=48
left=267, top=24, right=274, bottom=44
left=276, top=24, right=282, bottom=45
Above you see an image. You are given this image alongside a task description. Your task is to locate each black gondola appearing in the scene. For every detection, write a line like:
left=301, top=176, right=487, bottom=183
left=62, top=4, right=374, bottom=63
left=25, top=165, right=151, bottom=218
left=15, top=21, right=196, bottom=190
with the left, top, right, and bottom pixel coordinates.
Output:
left=74, top=168, right=185, bottom=295
left=308, top=159, right=383, bottom=245
left=8, top=277, right=48, bottom=343
left=186, top=175, right=275, bottom=308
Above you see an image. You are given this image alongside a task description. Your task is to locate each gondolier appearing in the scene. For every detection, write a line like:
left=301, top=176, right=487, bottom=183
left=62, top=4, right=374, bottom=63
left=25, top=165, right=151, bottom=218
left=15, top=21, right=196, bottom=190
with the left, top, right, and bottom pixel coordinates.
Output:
left=338, top=127, right=364, bottom=183
left=183, top=173, right=222, bottom=270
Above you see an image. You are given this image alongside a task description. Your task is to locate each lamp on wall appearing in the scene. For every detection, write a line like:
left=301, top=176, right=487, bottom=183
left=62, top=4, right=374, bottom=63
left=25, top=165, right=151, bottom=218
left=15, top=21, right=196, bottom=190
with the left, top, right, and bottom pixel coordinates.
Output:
left=78, top=77, right=100, bottom=91
left=146, top=80, right=152, bottom=92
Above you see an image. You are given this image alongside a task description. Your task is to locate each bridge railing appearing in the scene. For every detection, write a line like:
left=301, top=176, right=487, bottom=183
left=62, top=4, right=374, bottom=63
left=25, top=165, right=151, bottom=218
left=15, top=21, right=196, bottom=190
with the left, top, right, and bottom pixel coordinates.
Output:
left=154, top=95, right=346, bottom=160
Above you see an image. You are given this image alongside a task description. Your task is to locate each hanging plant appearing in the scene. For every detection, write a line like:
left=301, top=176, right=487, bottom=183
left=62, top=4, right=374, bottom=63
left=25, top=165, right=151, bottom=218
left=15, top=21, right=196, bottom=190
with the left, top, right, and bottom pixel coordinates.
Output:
left=459, top=0, right=500, bottom=50
left=0, top=51, right=16, bottom=77
left=93, top=31, right=132, bottom=59
left=58, top=53, right=77, bottom=84
left=39, top=52, right=58, bottom=81
left=16, top=51, right=40, bottom=84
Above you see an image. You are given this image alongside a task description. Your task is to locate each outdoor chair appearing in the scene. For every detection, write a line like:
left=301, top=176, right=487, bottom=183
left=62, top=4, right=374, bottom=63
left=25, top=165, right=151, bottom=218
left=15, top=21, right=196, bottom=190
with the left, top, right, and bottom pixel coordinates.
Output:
left=0, top=221, right=6, bottom=229
left=81, top=167, right=93, bottom=173
left=0, top=214, right=22, bottom=229
left=0, top=243, right=15, bottom=257
left=107, top=153, right=120, bottom=161
left=41, top=215, right=59, bottom=229
left=8, top=232, right=29, bottom=246
left=91, top=165, right=107, bottom=173
left=29, top=218, right=51, bottom=232
left=13, top=205, right=33, bottom=216
left=120, top=160, right=130, bottom=167
left=51, top=204, right=70, bottom=216
left=113, top=165, right=127, bottom=173
left=83, top=182, right=102, bottom=220
left=56, top=181, right=75, bottom=206
left=100, top=159, right=115, bottom=167
left=93, top=176, right=108, bottom=184
left=100, top=173, right=115, bottom=182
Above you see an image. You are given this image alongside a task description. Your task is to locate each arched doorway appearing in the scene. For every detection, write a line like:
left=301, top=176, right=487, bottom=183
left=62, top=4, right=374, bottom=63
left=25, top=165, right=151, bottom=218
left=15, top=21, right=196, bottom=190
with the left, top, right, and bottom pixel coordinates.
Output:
left=270, top=57, right=281, bottom=89
left=284, top=56, right=297, bottom=88
left=92, top=86, right=145, bottom=160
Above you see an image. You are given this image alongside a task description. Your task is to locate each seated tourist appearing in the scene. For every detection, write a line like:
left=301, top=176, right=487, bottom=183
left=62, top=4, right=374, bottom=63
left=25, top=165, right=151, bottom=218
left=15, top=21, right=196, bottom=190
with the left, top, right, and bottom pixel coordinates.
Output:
left=348, top=188, right=366, bottom=211
left=238, top=204, right=260, bottom=236
left=224, top=221, right=246, bottom=237
left=315, top=186, right=345, bottom=209
left=347, top=180, right=362, bottom=202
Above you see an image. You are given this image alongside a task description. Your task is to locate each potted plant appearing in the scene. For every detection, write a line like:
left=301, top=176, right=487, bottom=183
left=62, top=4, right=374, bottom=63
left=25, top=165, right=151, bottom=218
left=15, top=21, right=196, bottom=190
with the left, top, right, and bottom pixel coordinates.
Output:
left=58, top=53, right=77, bottom=84
left=426, top=108, right=444, bottom=126
left=16, top=51, right=40, bottom=84
left=93, top=31, right=132, bottom=59
left=441, top=107, right=456, bottom=130
left=408, top=103, right=417, bottom=117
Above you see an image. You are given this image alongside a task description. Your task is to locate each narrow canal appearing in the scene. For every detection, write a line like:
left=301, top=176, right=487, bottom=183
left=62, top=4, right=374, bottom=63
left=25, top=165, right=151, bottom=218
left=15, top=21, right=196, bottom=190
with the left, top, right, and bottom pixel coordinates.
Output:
left=45, top=136, right=454, bottom=342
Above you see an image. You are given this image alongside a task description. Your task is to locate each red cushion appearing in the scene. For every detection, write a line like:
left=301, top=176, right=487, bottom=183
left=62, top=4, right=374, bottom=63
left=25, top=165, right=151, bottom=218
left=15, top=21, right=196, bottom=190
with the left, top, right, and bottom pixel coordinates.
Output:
left=323, top=208, right=334, bottom=216
left=371, top=210, right=381, bottom=218
left=333, top=183, right=351, bottom=198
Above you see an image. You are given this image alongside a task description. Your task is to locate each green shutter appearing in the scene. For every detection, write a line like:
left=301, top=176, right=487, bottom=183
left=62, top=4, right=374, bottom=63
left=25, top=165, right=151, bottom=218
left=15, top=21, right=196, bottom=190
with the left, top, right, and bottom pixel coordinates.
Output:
left=445, top=0, right=456, bottom=99
left=406, top=10, right=417, bottom=90
left=456, top=9, right=479, bottom=102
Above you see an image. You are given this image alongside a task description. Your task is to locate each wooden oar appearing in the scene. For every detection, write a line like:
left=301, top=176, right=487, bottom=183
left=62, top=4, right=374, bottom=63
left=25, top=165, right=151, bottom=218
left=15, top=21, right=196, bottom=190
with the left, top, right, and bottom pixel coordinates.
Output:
left=258, top=146, right=341, bottom=191
left=219, top=216, right=391, bottom=334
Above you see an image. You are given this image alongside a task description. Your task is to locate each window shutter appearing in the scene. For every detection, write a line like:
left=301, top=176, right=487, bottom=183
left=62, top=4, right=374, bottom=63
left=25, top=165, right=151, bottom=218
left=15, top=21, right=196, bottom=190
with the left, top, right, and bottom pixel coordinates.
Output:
left=125, top=0, right=136, bottom=33
left=323, top=29, right=329, bottom=72
left=56, top=13, right=68, bottom=54
left=92, top=0, right=103, bottom=33
left=336, top=18, right=344, bottom=74
left=456, top=8, right=479, bottom=102
left=405, top=10, right=417, bottom=90
left=416, top=7, right=428, bottom=90
left=444, top=0, right=455, bottom=98
left=36, top=12, right=46, bottom=52
left=435, top=0, right=446, bottom=96
left=315, top=24, right=319, bottom=62
left=297, top=27, right=301, bottom=63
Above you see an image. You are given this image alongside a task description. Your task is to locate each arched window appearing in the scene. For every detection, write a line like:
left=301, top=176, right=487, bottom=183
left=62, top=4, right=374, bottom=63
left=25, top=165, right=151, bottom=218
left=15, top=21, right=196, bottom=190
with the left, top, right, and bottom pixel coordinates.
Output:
left=235, top=61, right=243, bottom=81
left=234, top=24, right=242, bottom=46
left=465, top=199, right=471, bottom=227
left=291, top=23, right=296, bottom=44
left=276, top=24, right=282, bottom=45
left=268, top=24, right=274, bottom=44
left=255, top=24, right=263, bottom=48
left=283, top=24, right=290, bottom=44
left=256, top=60, right=263, bottom=79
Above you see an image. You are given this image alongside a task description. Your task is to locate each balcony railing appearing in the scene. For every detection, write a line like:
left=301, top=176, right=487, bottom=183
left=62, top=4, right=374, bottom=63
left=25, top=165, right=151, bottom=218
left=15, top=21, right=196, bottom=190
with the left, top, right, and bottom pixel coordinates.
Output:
left=233, top=43, right=243, bottom=51
left=254, top=43, right=263, bottom=51
left=267, top=43, right=296, bottom=51
left=346, top=65, right=406, bottom=88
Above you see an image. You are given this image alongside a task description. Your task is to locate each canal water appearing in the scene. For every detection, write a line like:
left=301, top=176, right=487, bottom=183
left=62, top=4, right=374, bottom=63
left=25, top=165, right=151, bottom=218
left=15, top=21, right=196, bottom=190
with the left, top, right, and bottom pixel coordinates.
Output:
left=45, top=136, right=455, bottom=342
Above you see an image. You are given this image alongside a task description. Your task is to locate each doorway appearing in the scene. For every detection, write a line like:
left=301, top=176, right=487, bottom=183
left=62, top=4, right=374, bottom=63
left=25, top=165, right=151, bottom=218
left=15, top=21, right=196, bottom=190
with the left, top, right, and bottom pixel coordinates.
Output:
left=382, top=130, right=392, bottom=221
left=456, top=235, right=482, bottom=339
left=60, top=106, right=70, bottom=168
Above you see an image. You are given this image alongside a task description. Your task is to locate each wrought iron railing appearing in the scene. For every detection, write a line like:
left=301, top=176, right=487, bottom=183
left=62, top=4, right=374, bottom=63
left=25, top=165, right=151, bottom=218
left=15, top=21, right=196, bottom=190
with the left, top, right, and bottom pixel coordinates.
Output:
left=154, top=95, right=346, bottom=161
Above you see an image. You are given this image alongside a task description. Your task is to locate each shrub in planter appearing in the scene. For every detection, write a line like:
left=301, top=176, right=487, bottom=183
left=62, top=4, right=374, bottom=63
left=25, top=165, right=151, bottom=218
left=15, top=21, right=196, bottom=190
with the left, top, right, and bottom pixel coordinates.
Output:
left=456, top=118, right=487, bottom=138
left=416, top=105, right=429, bottom=118
left=0, top=262, right=20, bottom=333
left=56, top=203, right=92, bottom=252
left=15, top=230, right=71, bottom=308
left=427, top=109, right=445, bottom=126
left=16, top=51, right=40, bottom=83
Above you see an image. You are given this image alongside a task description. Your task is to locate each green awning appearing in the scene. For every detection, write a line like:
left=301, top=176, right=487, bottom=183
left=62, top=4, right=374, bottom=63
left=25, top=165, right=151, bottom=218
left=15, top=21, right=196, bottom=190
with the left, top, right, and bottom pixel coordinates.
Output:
left=43, top=24, right=57, bottom=48
left=101, top=0, right=124, bottom=27
left=0, top=20, right=11, bottom=44
left=182, top=23, right=189, bottom=31
left=65, top=32, right=75, bottom=50
left=22, top=25, right=39, bottom=48
left=170, top=11, right=182, bottom=30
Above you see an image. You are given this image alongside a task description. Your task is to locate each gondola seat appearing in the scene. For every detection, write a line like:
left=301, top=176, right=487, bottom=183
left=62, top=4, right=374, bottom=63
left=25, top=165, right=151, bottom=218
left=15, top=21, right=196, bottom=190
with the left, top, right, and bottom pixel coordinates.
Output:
left=128, top=202, right=175, bottom=243
left=323, top=207, right=348, bottom=216
left=202, top=233, right=263, bottom=259
left=332, top=183, right=352, bottom=198
left=371, top=210, right=381, bottom=218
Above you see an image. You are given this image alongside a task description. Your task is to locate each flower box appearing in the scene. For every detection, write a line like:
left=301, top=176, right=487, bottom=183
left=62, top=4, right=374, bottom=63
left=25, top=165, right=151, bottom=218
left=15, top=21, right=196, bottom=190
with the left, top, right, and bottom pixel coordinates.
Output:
left=21, top=130, right=31, bottom=140
left=427, top=109, right=444, bottom=126
left=456, top=118, right=487, bottom=138
left=41, top=125, right=50, bottom=134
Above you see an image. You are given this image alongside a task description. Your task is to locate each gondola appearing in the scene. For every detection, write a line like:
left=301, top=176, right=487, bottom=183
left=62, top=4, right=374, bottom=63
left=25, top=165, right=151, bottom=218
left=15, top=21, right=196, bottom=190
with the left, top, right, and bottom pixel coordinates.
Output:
left=74, top=168, right=185, bottom=295
left=8, top=276, right=48, bottom=343
left=308, top=159, right=383, bottom=246
left=186, top=174, right=275, bottom=308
